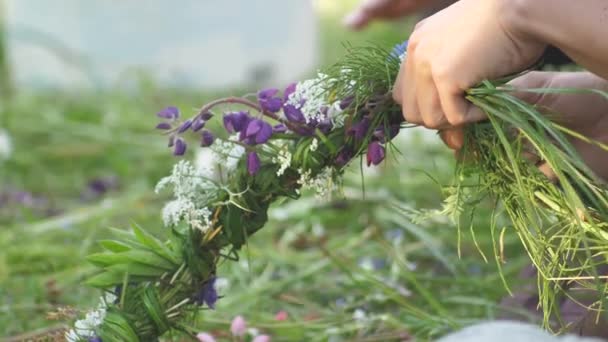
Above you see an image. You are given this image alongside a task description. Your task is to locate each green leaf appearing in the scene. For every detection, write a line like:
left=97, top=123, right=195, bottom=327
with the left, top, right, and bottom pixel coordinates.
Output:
left=86, top=271, right=126, bottom=288
left=131, top=223, right=177, bottom=263
left=108, top=262, right=167, bottom=278
left=99, top=240, right=132, bottom=253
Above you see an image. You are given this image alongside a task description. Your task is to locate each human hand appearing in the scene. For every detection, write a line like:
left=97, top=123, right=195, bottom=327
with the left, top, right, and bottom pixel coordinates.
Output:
left=343, top=0, right=433, bottom=30
left=392, top=0, right=546, bottom=147
left=508, top=71, right=608, bottom=181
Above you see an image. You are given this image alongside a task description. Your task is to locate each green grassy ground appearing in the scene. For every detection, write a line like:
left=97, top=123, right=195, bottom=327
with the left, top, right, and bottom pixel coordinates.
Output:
left=0, top=4, right=532, bottom=341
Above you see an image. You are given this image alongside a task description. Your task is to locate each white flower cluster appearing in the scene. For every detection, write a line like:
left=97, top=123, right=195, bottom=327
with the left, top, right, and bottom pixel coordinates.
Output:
left=296, top=167, right=335, bottom=199
left=285, top=73, right=346, bottom=128
left=309, top=138, right=319, bottom=152
left=0, top=128, right=12, bottom=160
left=65, top=293, right=117, bottom=342
left=155, top=160, right=215, bottom=231
left=272, top=147, right=292, bottom=177
left=211, top=137, right=246, bottom=173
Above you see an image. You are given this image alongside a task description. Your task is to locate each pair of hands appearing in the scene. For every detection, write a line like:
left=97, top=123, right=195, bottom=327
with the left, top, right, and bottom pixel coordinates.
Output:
left=346, top=0, right=608, bottom=181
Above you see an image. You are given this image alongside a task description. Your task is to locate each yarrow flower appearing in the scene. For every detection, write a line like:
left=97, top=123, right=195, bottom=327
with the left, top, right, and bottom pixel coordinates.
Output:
left=155, top=160, right=215, bottom=229
left=65, top=294, right=116, bottom=342
left=297, top=167, right=335, bottom=199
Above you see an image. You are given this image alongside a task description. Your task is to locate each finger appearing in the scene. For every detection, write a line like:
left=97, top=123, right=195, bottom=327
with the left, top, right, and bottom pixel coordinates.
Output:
left=402, top=41, right=422, bottom=125
left=439, top=127, right=464, bottom=150
left=436, top=80, right=486, bottom=126
left=507, top=71, right=553, bottom=105
left=343, top=9, right=371, bottom=30
left=415, top=51, right=447, bottom=129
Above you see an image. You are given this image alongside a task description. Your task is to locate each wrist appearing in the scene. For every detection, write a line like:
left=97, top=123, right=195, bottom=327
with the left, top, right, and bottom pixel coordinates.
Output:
left=498, top=0, right=543, bottom=43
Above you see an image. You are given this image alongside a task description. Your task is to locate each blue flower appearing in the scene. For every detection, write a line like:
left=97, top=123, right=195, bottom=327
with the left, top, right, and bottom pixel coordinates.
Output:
left=194, top=277, right=218, bottom=309
left=390, top=40, right=408, bottom=60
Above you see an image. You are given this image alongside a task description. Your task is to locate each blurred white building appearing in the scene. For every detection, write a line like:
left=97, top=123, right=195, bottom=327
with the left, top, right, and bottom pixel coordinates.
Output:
left=5, top=0, right=318, bottom=90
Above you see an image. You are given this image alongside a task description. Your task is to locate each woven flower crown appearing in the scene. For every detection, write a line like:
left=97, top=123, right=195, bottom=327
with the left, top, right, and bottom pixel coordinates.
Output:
left=64, top=40, right=608, bottom=340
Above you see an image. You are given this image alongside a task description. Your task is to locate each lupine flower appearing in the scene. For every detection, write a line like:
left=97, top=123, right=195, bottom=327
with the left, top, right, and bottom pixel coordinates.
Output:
left=247, top=152, right=261, bottom=175
left=366, top=141, right=385, bottom=166
left=174, top=138, right=187, bottom=156
left=283, top=83, right=297, bottom=101
left=177, top=119, right=193, bottom=133
left=244, top=119, right=273, bottom=144
left=335, top=146, right=354, bottom=167
left=157, top=106, right=179, bottom=119
left=252, top=335, right=271, bottom=342
left=223, top=112, right=251, bottom=133
left=194, top=277, right=218, bottom=309
left=258, top=88, right=283, bottom=113
left=196, top=332, right=217, bottom=342
left=88, top=337, right=102, bottom=342
left=275, top=310, right=288, bottom=321
left=155, top=122, right=172, bottom=130
left=273, top=124, right=287, bottom=133
left=348, top=118, right=371, bottom=140
left=191, top=118, right=206, bottom=132
left=317, top=119, right=333, bottom=134
left=373, top=125, right=400, bottom=143
left=200, top=111, right=214, bottom=121
left=283, top=104, right=305, bottom=123
left=339, top=95, right=355, bottom=110
left=200, top=130, right=215, bottom=147
left=230, top=316, right=247, bottom=337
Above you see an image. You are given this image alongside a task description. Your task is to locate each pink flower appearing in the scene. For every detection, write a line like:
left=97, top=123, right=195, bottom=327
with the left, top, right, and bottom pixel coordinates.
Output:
left=275, top=310, right=288, bottom=321
left=196, top=332, right=217, bottom=342
left=230, top=315, right=247, bottom=337
left=252, top=335, right=271, bottom=342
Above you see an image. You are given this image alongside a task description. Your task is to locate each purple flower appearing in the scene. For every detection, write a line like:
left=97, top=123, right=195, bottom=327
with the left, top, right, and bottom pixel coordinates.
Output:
left=366, top=141, right=385, bottom=166
left=273, top=124, right=288, bottom=133
left=373, top=125, right=400, bottom=143
left=200, top=130, right=215, bottom=147
left=157, top=106, right=179, bottom=119
left=191, top=118, right=206, bottom=132
left=177, top=119, right=193, bottom=133
left=283, top=105, right=305, bottom=123
left=317, top=119, right=333, bottom=134
left=283, top=83, right=297, bottom=101
left=155, top=122, right=172, bottom=130
left=348, top=118, right=371, bottom=140
left=174, top=138, right=187, bottom=156
left=258, top=88, right=283, bottom=113
left=223, top=112, right=251, bottom=133
left=252, top=335, right=271, bottom=342
left=244, top=119, right=273, bottom=144
left=335, top=146, right=354, bottom=167
left=88, top=337, right=102, bottom=342
left=200, top=111, right=214, bottom=121
left=339, top=95, right=355, bottom=110
left=194, top=277, right=218, bottom=309
left=196, top=333, right=217, bottom=342
left=247, top=152, right=261, bottom=175
left=231, top=316, right=247, bottom=337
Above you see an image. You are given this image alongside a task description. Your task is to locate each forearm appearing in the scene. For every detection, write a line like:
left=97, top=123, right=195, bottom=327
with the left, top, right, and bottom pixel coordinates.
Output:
left=506, top=0, right=608, bottom=79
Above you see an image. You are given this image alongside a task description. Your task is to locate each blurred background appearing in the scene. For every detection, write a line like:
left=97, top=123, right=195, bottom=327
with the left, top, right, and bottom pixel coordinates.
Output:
left=0, top=1, right=530, bottom=340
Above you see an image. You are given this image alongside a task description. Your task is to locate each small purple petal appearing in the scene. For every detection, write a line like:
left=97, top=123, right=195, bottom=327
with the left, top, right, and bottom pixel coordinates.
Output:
left=284, top=83, right=297, bottom=101
left=255, top=122, right=273, bottom=144
left=247, top=152, right=261, bottom=175
left=157, top=106, right=179, bottom=119
left=348, top=118, right=371, bottom=140
left=273, top=124, right=288, bottom=133
left=224, top=112, right=250, bottom=133
left=245, top=119, right=264, bottom=138
left=88, top=337, right=103, bottom=342
left=201, top=130, right=215, bottom=147
left=174, top=138, right=187, bottom=156
left=260, top=97, right=283, bottom=113
left=200, top=111, right=214, bottom=121
left=258, top=88, right=279, bottom=100
left=155, top=122, right=172, bottom=130
left=177, top=119, right=193, bottom=133
left=366, top=142, right=385, bottom=166
left=335, top=146, right=354, bottom=167
left=283, top=105, right=305, bottom=123
left=339, top=95, right=355, bottom=110
left=191, top=118, right=206, bottom=132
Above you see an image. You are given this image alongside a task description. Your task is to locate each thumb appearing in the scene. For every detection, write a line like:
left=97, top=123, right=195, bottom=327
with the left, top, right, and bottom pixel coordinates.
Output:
left=507, top=71, right=556, bottom=105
